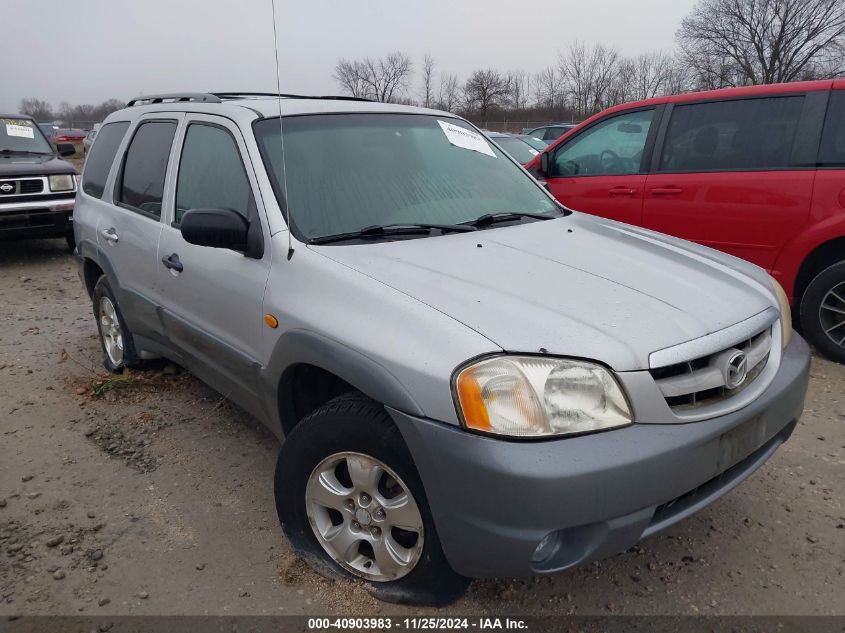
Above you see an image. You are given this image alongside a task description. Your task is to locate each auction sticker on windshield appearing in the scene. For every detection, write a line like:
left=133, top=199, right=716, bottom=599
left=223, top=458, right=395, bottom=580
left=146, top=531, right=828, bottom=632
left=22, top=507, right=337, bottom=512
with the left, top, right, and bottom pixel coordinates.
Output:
left=438, top=120, right=496, bottom=158
left=4, top=120, right=35, bottom=139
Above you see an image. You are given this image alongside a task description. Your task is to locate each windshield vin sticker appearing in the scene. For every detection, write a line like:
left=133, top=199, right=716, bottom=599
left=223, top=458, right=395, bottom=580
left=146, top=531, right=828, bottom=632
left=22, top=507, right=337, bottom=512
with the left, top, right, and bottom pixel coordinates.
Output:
left=438, top=120, right=496, bottom=158
left=5, top=122, right=35, bottom=139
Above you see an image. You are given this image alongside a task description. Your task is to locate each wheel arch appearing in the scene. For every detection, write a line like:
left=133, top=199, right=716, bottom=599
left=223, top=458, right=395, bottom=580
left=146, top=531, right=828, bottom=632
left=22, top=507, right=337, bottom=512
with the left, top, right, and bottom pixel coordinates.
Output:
left=793, top=236, right=845, bottom=305
left=267, top=330, right=425, bottom=438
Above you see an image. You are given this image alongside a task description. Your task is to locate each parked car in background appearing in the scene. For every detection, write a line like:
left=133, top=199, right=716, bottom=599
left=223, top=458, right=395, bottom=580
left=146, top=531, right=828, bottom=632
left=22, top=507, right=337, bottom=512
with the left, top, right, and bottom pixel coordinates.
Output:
left=83, top=125, right=100, bottom=154
left=527, top=79, right=845, bottom=363
left=55, top=128, right=87, bottom=144
left=0, top=114, right=78, bottom=249
left=487, top=131, right=546, bottom=165
left=37, top=123, right=59, bottom=144
left=523, top=123, right=577, bottom=142
left=73, top=92, right=808, bottom=605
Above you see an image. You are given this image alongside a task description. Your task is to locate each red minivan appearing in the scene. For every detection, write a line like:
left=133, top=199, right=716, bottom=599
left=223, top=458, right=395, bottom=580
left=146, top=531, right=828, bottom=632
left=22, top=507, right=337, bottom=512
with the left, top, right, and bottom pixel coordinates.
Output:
left=527, top=80, right=845, bottom=363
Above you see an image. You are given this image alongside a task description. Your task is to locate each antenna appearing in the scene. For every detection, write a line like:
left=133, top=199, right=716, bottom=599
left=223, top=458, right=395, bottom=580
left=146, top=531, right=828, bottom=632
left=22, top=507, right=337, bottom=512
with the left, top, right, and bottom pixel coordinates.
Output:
left=270, top=0, right=294, bottom=260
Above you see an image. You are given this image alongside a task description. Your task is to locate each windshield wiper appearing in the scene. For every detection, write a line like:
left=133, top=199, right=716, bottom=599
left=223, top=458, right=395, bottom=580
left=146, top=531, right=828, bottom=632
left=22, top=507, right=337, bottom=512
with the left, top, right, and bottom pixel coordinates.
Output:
left=464, top=211, right=560, bottom=228
left=309, top=223, right=477, bottom=245
left=0, top=149, right=51, bottom=156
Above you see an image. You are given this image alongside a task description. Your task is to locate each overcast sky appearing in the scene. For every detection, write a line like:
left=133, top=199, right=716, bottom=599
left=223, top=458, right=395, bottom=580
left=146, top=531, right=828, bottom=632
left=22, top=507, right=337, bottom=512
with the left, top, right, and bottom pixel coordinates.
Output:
left=4, top=0, right=697, bottom=113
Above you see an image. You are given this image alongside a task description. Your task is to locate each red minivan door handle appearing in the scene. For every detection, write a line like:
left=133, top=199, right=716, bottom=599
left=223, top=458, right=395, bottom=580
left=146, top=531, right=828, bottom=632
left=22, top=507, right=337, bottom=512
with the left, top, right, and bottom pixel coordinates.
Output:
left=609, top=186, right=637, bottom=196
left=650, top=186, right=683, bottom=196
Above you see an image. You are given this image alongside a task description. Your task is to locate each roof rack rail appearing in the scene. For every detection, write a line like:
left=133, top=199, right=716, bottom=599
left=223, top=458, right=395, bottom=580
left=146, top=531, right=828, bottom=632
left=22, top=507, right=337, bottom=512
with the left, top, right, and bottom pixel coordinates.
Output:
left=126, top=93, right=221, bottom=107
left=212, top=92, right=373, bottom=103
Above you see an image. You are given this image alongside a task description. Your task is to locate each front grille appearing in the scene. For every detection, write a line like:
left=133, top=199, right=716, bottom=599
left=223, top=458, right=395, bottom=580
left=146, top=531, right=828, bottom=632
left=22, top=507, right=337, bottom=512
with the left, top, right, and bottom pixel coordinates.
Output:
left=0, top=178, right=46, bottom=196
left=19, top=179, right=44, bottom=194
left=650, top=327, right=772, bottom=411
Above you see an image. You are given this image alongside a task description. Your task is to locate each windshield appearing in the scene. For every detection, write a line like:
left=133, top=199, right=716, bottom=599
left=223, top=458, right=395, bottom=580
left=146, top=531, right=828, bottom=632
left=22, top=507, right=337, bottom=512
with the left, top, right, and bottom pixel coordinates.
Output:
left=493, top=136, right=540, bottom=164
left=1, top=118, right=54, bottom=154
left=254, top=114, right=557, bottom=241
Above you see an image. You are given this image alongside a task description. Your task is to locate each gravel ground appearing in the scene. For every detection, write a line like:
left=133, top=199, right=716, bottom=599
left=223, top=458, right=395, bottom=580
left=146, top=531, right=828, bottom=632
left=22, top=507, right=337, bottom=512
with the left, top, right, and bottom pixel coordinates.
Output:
left=0, top=239, right=843, bottom=617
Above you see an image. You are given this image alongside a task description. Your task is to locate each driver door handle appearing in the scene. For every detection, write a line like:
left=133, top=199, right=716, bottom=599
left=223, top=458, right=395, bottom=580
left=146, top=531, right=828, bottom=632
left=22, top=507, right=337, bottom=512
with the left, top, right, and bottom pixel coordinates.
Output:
left=609, top=186, right=637, bottom=196
left=100, top=227, right=119, bottom=243
left=161, top=253, right=183, bottom=273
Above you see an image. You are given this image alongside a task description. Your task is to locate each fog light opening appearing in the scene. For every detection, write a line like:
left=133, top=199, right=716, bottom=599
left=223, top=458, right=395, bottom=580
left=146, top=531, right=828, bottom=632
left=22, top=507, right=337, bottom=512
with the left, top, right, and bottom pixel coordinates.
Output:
left=531, top=531, right=560, bottom=564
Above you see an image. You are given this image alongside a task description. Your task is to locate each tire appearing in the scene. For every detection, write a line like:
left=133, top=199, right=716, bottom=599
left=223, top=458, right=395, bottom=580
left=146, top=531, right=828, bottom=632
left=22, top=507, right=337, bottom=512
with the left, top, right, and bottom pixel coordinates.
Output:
left=799, top=261, right=845, bottom=363
left=274, top=393, right=469, bottom=606
left=65, top=229, right=76, bottom=252
left=92, top=276, right=141, bottom=373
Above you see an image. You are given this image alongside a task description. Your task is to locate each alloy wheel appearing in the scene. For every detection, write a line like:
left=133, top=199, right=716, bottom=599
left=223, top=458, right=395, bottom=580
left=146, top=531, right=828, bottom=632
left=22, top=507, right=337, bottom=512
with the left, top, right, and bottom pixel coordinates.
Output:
left=98, top=296, right=124, bottom=366
left=819, top=281, right=845, bottom=349
left=305, top=451, right=424, bottom=582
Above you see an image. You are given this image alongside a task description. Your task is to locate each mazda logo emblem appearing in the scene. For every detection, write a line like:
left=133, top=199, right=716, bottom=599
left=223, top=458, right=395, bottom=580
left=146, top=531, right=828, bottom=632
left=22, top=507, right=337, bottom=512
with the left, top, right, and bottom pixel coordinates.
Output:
left=725, top=350, right=748, bottom=390
left=0, top=183, right=13, bottom=193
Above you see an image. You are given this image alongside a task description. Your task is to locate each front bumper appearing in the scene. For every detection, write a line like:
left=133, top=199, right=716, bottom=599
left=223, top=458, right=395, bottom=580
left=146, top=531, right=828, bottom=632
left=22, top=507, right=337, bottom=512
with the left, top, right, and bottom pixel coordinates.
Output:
left=0, top=197, right=75, bottom=239
left=390, top=333, right=810, bottom=578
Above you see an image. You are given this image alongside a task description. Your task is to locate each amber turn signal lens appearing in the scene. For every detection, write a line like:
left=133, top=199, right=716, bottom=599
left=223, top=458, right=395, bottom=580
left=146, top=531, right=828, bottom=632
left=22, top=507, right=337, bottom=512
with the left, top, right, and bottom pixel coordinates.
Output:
left=455, top=371, right=491, bottom=431
left=264, top=314, right=279, bottom=329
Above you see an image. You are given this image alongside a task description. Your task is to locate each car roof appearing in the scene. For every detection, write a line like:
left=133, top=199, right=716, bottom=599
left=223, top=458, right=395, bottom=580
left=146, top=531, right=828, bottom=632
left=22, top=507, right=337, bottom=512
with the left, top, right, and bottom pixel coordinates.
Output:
left=104, top=93, right=457, bottom=126
left=0, top=113, right=34, bottom=120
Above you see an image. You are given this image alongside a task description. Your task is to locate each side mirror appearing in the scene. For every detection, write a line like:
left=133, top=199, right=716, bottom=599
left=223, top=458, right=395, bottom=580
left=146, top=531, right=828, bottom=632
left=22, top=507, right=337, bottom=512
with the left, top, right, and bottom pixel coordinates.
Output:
left=180, top=208, right=249, bottom=252
left=540, top=151, right=550, bottom=176
left=57, top=143, right=75, bottom=157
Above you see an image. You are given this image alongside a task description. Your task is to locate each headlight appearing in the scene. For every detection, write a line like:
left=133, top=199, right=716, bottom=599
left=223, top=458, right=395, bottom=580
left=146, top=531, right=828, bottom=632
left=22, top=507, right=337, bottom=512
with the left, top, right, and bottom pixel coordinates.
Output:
left=770, top=276, right=792, bottom=349
left=454, top=356, right=632, bottom=438
left=49, top=174, right=75, bottom=192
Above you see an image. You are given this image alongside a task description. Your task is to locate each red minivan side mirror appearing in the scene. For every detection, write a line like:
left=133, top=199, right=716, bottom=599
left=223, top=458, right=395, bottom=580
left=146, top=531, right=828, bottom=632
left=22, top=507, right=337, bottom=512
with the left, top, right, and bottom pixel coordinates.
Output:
left=539, top=151, right=550, bottom=176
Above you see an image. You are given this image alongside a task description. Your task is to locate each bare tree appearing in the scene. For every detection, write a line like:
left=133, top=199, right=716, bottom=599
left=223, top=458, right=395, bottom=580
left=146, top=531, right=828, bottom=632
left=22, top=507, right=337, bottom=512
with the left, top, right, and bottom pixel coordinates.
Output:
left=507, top=70, right=531, bottom=110
left=19, top=98, right=54, bottom=121
left=436, top=73, right=461, bottom=112
left=362, top=52, right=413, bottom=102
left=678, top=0, right=845, bottom=86
left=333, top=52, right=412, bottom=102
left=333, top=59, right=370, bottom=98
left=532, top=67, right=561, bottom=110
left=559, top=42, right=621, bottom=118
left=611, top=52, right=675, bottom=104
left=420, top=54, right=436, bottom=108
left=464, top=69, right=512, bottom=120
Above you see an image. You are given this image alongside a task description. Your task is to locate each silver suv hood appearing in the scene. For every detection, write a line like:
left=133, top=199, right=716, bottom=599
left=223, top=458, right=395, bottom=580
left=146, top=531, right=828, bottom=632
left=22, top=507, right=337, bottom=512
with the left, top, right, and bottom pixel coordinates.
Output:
left=313, top=214, right=776, bottom=371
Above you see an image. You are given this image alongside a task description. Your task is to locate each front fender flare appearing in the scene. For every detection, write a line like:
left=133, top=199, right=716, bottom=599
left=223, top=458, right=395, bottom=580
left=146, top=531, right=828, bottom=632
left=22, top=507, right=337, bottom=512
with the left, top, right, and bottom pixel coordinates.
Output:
left=261, top=329, right=425, bottom=438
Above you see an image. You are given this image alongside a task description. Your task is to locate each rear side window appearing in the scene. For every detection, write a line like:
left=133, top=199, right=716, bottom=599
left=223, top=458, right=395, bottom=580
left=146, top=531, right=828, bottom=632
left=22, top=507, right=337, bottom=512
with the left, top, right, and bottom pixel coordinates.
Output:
left=174, top=124, right=255, bottom=224
left=81, top=122, right=129, bottom=198
left=819, top=91, right=845, bottom=167
left=658, top=96, right=803, bottom=172
left=116, top=120, right=177, bottom=218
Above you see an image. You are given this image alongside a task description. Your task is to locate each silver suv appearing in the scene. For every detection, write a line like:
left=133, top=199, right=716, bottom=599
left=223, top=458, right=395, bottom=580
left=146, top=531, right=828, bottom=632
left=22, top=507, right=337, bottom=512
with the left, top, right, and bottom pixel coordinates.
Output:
left=73, top=92, right=810, bottom=605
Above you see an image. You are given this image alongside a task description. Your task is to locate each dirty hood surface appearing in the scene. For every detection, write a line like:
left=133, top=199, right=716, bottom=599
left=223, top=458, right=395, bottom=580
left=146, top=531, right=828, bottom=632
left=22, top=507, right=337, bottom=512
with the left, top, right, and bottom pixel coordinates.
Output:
left=312, top=214, right=775, bottom=370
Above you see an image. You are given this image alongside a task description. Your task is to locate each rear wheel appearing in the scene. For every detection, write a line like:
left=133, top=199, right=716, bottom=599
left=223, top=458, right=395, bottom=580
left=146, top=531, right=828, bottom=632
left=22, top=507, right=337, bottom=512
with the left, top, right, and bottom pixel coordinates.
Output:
left=274, top=393, right=469, bottom=605
left=800, top=261, right=845, bottom=363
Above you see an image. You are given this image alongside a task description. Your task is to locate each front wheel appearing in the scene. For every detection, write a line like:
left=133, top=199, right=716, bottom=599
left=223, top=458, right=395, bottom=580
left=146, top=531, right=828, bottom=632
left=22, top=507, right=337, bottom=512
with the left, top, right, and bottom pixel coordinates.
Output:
left=800, top=261, right=845, bottom=363
left=274, top=393, right=469, bottom=605
left=65, top=228, right=76, bottom=252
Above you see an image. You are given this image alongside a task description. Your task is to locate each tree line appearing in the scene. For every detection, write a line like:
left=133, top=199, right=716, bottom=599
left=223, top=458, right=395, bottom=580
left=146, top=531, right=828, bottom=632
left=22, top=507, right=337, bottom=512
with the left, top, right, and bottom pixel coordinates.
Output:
left=18, top=97, right=126, bottom=128
left=334, top=0, right=845, bottom=124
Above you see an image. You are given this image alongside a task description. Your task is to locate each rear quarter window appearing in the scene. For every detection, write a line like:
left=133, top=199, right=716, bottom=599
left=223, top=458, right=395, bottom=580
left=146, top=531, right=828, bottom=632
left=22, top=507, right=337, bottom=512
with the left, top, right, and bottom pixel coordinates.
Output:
left=81, top=122, right=130, bottom=198
left=658, top=96, right=804, bottom=172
